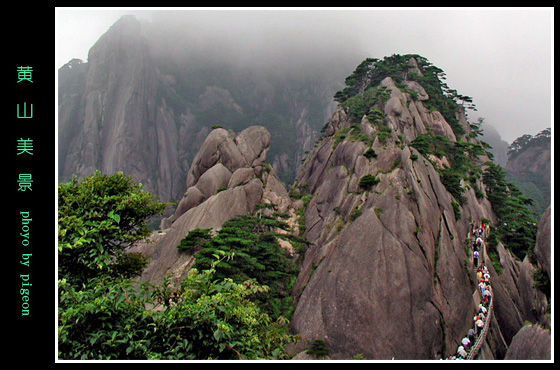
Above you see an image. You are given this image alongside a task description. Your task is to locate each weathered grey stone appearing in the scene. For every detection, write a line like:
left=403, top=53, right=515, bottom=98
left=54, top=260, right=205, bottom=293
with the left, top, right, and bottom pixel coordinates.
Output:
left=534, top=207, right=551, bottom=277
left=235, top=126, right=271, bottom=166
left=186, top=128, right=236, bottom=188
left=290, top=65, right=512, bottom=358
left=135, top=125, right=291, bottom=287
left=58, top=15, right=186, bottom=203
left=228, top=167, right=256, bottom=188
left=194, top=163, right=232, bottom=199
left=404, top=80, right=429, bottom=101
left=504, top=325, right=551, bottom=360
left=171, top=186, right=205, bottom=223
left=428, top=111, right=456, bottom=142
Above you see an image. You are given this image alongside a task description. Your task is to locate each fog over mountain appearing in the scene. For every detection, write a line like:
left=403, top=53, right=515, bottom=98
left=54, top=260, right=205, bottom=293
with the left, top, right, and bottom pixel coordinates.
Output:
left=56, top=8, right=552, bottom=144
left=56, top=9, right=552, bottom=360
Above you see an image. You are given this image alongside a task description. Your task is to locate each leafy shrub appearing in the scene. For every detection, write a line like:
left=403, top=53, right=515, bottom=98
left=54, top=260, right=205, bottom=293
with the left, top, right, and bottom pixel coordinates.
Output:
left=359, top=174, right=380, bottom=191
left=367, top=108, right=386, bottom=123
left=363, top=147, right=378, bottom=159
left=58, top=171, right=167, bottom=285
left=58, top=262, right=296, bottom=360
left=177, top=228, right=213, bottom=254
left=483, top=162, right=538, bottom=260
left=439, top=167, right=466, bottom=205
left=305, top=339, right=330, bottom=359
left=187, top=214, right=298, bottom=320
left=533, top=267, right=550, bottom=299
left=58, top=172, right=296, bottom=360
left=376, top=124, right=393, bottom=144
left=350, top=206, right=362, bottom=221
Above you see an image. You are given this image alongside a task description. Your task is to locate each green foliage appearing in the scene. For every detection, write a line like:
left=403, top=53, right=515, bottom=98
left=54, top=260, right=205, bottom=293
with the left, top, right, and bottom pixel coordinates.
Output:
left=305, top=339, right=330, bottom=359
left=339, top=86, right=390, bottom=124
left=367, top=108, right=387, bottom=123
left=359, top=174, right=380, bottom=191
left=376, top=123, right=393, bottom=144
left=58, top=261, right=296, bottom=360
left=339, top=85, right=390, bottom=122
left=334, top=54, right=474, bottom=138
left=300, top=193, right=313, bottom=207
left=333, top=127, right=349, bottom=147
left=508, top=128, right=551, bottom=160
left=334, top=58, right=378, bottom=102
left=215, top=186, right=227, bottom=194
left=58, top=173, right=296, bottom=360
left=184, top=214, right=298, bottom=320
left=332, top=123, right=374, bottom=149
left=440, top=167, right=466, bottom=206
left=507, top=170, right=550, bottom=218
left=451, top=200, right=462, bottom=220
left=177, top=228, right=213, bottom=254
left=58, top=171, right=167, bottom=285
left=468, top=117, right=485, bottom=139
left=483, top=162, right=538, bottom=260
left=363, top=147, right=378, bottom=159
left=411, top=133, right=489, bottom=207
left=411, top=133, right=451, bottom=158
left=533, top=267, right=551, bottom=299
left=295, top=194, right=313, bottom=235
left=350, top=206, right=362, bottom=221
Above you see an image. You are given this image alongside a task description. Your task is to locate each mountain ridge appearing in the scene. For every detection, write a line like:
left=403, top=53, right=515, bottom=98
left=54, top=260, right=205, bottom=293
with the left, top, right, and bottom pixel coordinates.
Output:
left=58, top=15, right=362, bottom=204
left=57, top=16, right=551, bottom=360
left=286, top=55, right=548, bottom=359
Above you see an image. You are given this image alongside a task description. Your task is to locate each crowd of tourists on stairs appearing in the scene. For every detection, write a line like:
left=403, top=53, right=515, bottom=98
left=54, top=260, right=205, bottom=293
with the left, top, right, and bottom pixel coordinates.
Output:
left=445, top=265, right=493, bottom=360
left=445, top=221, right=493, bottom=360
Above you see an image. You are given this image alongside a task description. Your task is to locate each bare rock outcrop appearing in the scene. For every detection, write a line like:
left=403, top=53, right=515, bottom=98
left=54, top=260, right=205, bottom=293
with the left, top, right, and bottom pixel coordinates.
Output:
left=289, top=57, right=550, bottom=359
left=534, top=206, right=551, bottom=277
left=59, top=15, right=354, bottom=201
left=290, top=75, right=497, bottom=359
left=57, top=15, right=188, bottom=203
left=504, top=325, right=551, bottom=360
left=162, top=126, right=271, bottom=227
left=132, top=126, right=290, bottom=286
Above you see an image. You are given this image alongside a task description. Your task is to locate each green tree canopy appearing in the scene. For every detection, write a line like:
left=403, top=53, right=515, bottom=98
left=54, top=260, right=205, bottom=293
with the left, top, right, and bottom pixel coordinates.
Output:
left=483, top=162, right=538, bottom=259
left=58, top=260, right=296, bottom=360
left=58, top=172, right=296, bottom=360
left=181, top=213, right=300, bottom=320
left=58, top=171, right=167, bottom=284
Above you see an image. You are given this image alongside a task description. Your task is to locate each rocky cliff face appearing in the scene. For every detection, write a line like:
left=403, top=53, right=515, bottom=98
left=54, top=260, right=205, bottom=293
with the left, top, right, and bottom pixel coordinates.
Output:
left=59, top=20, right=550, bottom=358
left=58, top=15, right=357, bottom=202
left=504, top=324, right=551, bottom=360
left=287, top=56, right=548, bottom=359
left=505, top=129, right=551, bottom=217
left=58, top=16, right=187, bottom=203
left=491, top=207, right=550, bottom=360
left=130, top=125, right=292, bottom=286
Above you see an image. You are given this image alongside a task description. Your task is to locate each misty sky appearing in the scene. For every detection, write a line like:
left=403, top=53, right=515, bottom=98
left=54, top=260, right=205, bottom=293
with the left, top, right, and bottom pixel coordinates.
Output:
left=55, top=7, right=553, bottom=144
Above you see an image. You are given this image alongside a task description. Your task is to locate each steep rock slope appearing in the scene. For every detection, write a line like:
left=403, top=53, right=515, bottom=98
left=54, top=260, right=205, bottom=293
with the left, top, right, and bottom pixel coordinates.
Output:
left=493, top=206, right=551, bottom=360
left=504, top=324, right=551, bottom=360
left=505, top=129, right=551, bottom=217
left=58, top=15, right=360, bottom=201
left=58, top=15, right=186, bottom=202
left=288, top=55, right=543, bottom=359
left=130, top=126, right=291, bottom=286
